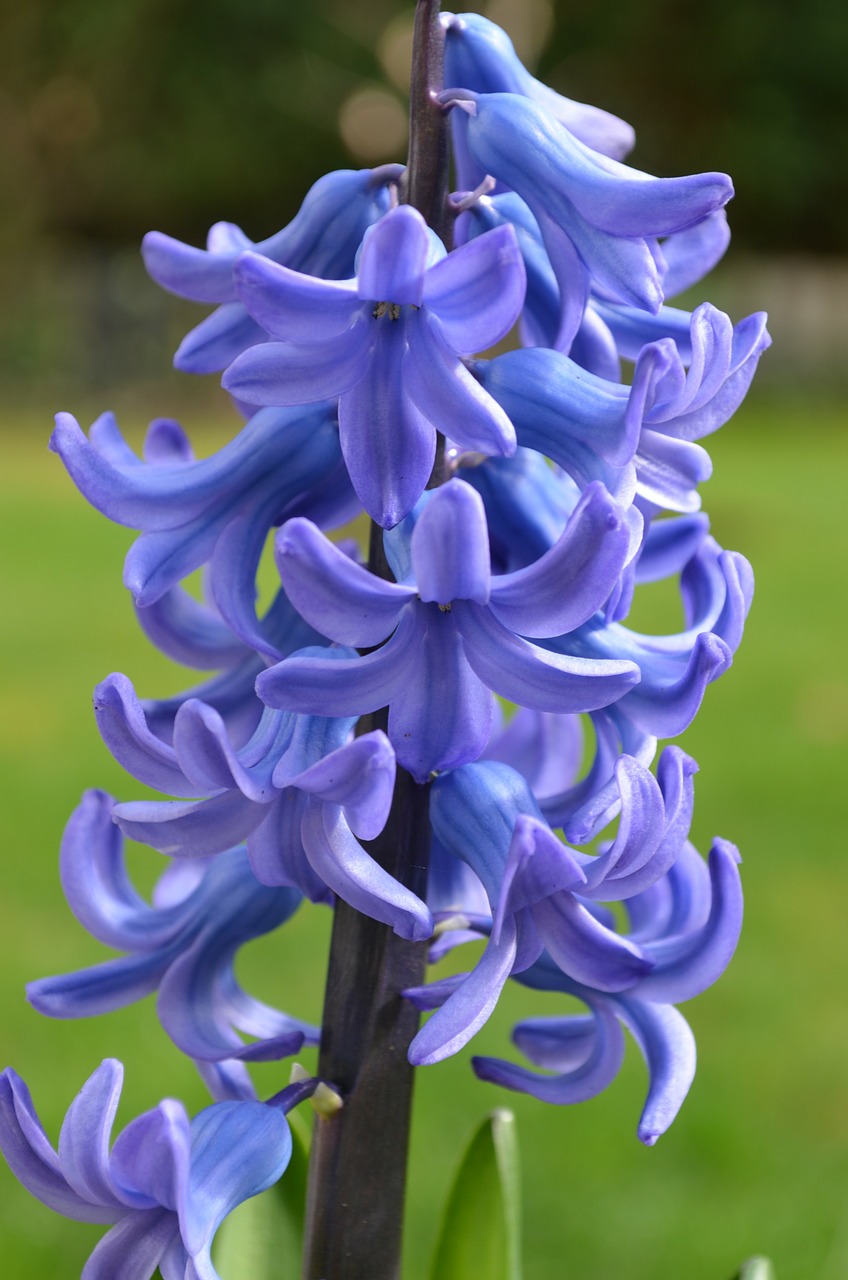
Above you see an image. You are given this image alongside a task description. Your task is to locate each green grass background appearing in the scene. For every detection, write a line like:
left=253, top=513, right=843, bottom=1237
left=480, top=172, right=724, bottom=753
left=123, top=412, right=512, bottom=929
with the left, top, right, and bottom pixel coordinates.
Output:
left=1, top=386, right=846, bottom=1278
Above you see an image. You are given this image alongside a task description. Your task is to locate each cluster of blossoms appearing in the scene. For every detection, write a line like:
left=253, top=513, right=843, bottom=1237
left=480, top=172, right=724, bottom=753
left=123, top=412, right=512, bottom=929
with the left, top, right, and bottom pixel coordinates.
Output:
left=2, top=12, right=768, bottom=1274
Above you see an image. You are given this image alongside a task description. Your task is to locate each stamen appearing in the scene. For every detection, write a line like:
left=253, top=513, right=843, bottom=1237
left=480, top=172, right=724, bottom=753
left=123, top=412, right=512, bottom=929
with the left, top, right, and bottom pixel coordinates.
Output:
left=450, top=175, right=497, bottom=213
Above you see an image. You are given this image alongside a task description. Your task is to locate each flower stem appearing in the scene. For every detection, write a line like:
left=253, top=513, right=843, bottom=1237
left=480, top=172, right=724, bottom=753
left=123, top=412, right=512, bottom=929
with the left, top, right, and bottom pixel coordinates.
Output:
left=301, top=6, right=447, bottom=1276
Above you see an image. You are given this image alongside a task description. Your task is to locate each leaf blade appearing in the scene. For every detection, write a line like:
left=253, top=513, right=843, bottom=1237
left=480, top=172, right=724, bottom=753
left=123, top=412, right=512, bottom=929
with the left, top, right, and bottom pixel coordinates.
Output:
left=430, top=1108, right=522, bottom=1280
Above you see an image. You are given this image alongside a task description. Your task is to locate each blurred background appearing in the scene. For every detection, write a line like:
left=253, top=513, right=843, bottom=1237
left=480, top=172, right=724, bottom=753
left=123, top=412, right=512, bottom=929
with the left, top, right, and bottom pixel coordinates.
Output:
left=1, top=1, right=847, bottom=1277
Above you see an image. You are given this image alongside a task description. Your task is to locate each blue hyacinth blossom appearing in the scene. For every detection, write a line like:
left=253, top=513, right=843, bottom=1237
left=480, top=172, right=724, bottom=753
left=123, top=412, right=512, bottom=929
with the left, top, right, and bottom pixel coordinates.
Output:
left=222, top=204, right=527, bottom=526
left=27, top=790, right=319, bottom=1067
left=439, top=88, right=734, bottom=350
left=442, top=11, right=636, bottom=177
left=258, top=478, right=639, bottom=780
left=143, top=165, right=404, bottom=373
left=0, top=1059, right=293, bottom=1279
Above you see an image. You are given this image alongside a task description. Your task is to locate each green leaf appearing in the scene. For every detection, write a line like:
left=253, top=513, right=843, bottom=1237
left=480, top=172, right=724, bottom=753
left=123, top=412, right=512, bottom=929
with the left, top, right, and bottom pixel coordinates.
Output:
left=430, top=1108, right=522, bottom=1280
left=732, top=1258, right=776, bottom=1280
left=213, top=1108, right=312, bottom=1279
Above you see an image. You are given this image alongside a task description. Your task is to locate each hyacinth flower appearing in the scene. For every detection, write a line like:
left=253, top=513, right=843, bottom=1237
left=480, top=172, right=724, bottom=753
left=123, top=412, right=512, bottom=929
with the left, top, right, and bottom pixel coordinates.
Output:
left=257, top=477, right=639, bottom=780
left=27, top=790, right=319, bottom=1068
left=438, top=87, right=734, bottom=349
left=476, top=302, right=771, bottom=512
left=472, top=837, right=742, bottom=1143
left=441, top=11, right=636, bottom=169
left=406, top=765, right=741, bottom=1143
left=405, top=744, right=724, bottom=1063
left=50, top=404, right=356, bottom=627
left=553, top=530, right=754, bottom=738
left=143, top=164, right=404, bottom=374
left=222, top=203, right=526, bottom=526
left=0, top=1059, right=295, bottom=1280
left=456, top=187, right=736, bottom=372
left=92, top=670, right=432, bottom=940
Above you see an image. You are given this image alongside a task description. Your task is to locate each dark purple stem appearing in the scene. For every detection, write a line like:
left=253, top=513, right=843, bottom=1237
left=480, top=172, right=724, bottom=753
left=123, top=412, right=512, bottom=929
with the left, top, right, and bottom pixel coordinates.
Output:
left=301, top=5, right=446, bottom=1277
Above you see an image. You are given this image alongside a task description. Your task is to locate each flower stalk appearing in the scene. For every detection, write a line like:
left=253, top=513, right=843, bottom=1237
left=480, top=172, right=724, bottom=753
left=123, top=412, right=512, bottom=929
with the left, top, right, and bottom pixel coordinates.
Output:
left=303, top=4, right=448, bottom=1274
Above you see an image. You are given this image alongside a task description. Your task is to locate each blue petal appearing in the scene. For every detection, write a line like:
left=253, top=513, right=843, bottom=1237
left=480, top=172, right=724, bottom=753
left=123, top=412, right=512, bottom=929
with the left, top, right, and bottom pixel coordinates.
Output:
left=408, top=918, right=519, bottom=1065
left=456, top=602, right=640, bottom=713
left=175, top=304, right=267, bottom=374
left=612, top=998, right=697, bottom=1144
left=135, top=589, right=249, bottom=671
left=635, top=431, right=712, bottom=513
left=356, top=205, right=431, bottom=305
left=181, top=1102, right=291, bottom=1257
left=28, top=950, right=175, bottom=1019
left=142, top=230, right=238, bottom=302
left=340, top=314, right=436, bottom=527
left=274, top=518, right=413, bottom=645
left=443, top=13, right=635, bottom=162
left=222, top=321, right=370, bottom=407
left=233, top=252, right=361, bottom=340
left=635, top=514, right=709, bottom=583
left=283, top=731, right=396, bottom=841
left=0, top=1068, right=124, bottom=1223
left=257, top=613, right=421, bottom=719
left=478, top=347, right=637, bottom=469
left=83, top=1209, right=181, bottom=1280
left=113, top=790, right=263, bottom=859
left=635, top=839, right=743, bottom=1002
left=110, top=1101, right=190, bottom=1211
left=485, top=707, right=584, bottom=801
left=388, top=609, right=494, bottom=780
left=472, top=1000, right=626, bottom=1104
left=56, top=787, right=188, bottom=950
left=422, top=224, right=525, bottom=352
left=301, top=800, right=433, bottom=940
left=489, top=482, right=630, bottom=636
left=57, top=1060, right=127, bottom=1208
left=411, top=479, right=492, bottom=605
left=660, top=210, right=730, bottom=298
left=405, top=315, right=517, bottom=457
left=532, top=893, right=651, bottom=992
left=94, top=675, right=201, bottom=798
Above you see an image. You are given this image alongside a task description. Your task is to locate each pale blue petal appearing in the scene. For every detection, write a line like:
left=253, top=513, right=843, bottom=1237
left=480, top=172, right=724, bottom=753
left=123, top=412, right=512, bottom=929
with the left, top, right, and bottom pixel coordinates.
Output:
left=489, top=482, right=629, bottom=636
left=301, top=800, right=433, bottom=940
left=222, top=321, right=370, bottom=406
left=180, top=1102, right=291, bottom=1256
left=456, top=602, right=640, bottom=713
left=233, top=252, right=361, bottom=340
left=405, top=315, right=517, bottom=456
left=274, top=517, right=412, bottom=645
left=408, top=919, right=518, bottom=1065
left=356, top=205, right=430, bottom=304
left=410, top=479, right=491, bottom=605
left=422, top=224, right=525, bottom=352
